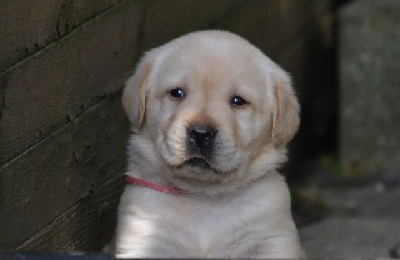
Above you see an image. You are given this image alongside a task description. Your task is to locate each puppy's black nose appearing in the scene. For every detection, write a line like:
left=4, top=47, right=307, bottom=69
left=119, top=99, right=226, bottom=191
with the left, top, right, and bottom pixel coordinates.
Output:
left=187, top=124, right=217, bottom=148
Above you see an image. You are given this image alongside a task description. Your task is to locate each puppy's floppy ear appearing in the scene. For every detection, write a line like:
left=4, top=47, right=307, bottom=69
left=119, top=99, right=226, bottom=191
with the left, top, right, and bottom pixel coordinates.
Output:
left=271, top=70, right=300, bottom=148
left=122, top=56, right=153, bottom=131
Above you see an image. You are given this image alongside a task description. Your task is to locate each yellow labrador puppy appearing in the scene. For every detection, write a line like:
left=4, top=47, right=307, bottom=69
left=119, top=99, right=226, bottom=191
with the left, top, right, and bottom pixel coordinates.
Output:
left=116, top=31, right=304, bottom=258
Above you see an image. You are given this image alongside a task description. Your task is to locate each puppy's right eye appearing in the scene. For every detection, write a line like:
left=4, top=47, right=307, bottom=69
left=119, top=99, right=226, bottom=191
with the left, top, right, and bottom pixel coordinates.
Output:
left=169, top=88, right=185, bottom=99
left=230, top=95, right=249, bottom=107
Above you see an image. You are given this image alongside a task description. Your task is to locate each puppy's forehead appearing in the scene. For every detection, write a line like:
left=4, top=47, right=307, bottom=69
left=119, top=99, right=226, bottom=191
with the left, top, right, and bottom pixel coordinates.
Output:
left=157, top=37, right=268, bottom=94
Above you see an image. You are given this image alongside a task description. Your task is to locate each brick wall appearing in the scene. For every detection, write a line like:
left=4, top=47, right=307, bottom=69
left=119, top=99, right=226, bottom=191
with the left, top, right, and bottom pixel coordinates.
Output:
left=0, top=0, right=336, bottom=251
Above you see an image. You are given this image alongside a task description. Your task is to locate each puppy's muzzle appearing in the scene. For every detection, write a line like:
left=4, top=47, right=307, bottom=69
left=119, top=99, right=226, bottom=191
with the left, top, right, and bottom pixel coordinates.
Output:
left=187, top=124, right=217, bottom=154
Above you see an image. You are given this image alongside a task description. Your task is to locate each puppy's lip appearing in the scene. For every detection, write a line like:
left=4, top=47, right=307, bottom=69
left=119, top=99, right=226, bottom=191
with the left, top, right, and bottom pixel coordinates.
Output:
left=185, top=157, right=211, bottom=168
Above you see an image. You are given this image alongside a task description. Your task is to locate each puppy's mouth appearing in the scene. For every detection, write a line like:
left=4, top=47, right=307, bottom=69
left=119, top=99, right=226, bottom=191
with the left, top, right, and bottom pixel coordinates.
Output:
left=184, top=157, right=212, bottom=169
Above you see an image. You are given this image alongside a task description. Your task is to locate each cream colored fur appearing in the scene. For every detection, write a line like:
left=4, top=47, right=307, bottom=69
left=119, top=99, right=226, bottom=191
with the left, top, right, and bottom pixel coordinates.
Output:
left=116, top=31, right=305, bottom=258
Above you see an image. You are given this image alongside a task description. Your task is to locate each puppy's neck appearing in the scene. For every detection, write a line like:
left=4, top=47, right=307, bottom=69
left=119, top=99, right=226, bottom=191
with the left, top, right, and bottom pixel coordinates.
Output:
left=126, top=134, right=288, bottom=197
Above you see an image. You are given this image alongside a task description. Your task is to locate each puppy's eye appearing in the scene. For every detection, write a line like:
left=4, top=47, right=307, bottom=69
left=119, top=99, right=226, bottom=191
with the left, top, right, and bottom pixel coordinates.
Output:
left=230, top=96, right=249, bottom=107
left=169, top=88, right=185, bottom=99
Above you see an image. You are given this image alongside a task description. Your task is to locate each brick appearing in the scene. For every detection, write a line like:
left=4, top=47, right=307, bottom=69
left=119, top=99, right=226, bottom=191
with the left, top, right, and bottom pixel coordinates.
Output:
left=16, top=175, right=124, bottom=251
left=0, top=0, right=121, bottom=72
left=0, top=0, right=142, bottom=164
left=215, top=0, right=334, bottom=54
left=141, top=0, right=242, bottom=51
left=0, top=94, right=130, bottom=249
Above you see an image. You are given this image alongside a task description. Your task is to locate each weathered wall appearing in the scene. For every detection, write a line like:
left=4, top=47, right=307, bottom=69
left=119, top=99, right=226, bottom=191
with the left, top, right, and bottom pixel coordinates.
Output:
left=340, top=0, right=400, bottom=178
left=0, top=0, right=336, bottom=251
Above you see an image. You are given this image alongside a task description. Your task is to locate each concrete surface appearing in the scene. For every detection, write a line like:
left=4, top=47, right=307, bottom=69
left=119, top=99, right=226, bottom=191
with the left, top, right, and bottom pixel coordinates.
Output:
left=300, top=182, right=400, bottom=258
left=340, top=0, right=400, bottom=177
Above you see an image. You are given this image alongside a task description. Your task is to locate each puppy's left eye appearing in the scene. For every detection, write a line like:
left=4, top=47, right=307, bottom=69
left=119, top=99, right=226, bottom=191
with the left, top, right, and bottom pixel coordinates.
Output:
left=230, top=96, right=249, bottom=107
left=169, top=88, right=185, bottom=99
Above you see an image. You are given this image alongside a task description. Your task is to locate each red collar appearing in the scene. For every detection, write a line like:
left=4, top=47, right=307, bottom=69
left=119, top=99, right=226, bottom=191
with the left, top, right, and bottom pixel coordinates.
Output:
left=125, top=176, right=186, bottom=194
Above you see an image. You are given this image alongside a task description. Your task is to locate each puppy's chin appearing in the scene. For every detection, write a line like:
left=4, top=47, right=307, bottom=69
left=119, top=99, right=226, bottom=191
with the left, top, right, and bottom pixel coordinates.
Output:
left=167, top=157, right=234, bottom=184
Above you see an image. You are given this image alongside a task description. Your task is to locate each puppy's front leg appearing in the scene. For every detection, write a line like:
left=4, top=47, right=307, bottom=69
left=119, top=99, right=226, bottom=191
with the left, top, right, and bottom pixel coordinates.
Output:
left=256, top=235, right=306, bottom=258
left=115, top=217, right=151, bottom=258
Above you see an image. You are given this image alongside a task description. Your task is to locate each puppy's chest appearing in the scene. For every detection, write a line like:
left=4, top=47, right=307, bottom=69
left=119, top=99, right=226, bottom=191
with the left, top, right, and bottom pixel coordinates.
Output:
left=151, top=194, right=267, bottom=256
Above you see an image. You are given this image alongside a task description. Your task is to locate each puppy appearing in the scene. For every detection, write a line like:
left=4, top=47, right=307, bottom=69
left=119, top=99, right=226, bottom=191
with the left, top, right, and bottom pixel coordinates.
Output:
left=116, top=31, right=304, bottom=258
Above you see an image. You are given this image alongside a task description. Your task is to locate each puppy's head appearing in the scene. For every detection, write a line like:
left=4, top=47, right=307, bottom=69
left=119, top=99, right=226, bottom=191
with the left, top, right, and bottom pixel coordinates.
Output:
left=123, top=31, right=299, bottom=193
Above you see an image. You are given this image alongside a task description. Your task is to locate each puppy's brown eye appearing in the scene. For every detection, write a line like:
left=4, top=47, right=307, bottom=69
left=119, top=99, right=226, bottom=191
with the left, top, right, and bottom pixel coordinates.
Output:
left=230, top=96, right=249, bottom=107
left=169, top=88, right=185, bottom=99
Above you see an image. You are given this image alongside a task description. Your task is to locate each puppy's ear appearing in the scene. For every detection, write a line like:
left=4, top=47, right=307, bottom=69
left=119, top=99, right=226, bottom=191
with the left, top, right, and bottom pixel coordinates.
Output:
left=122, top=57, right=153, bottom=131
left=271, top=71, right=300, bottom=148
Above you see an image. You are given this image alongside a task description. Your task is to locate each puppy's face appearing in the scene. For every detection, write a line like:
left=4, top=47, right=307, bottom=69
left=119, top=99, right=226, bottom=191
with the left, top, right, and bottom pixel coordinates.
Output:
left=123, top=31, right=299, bottom=191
